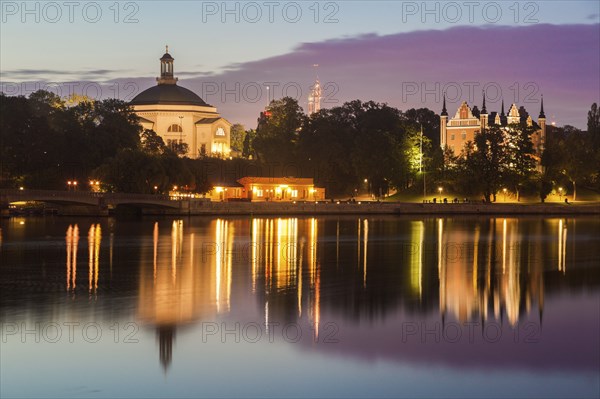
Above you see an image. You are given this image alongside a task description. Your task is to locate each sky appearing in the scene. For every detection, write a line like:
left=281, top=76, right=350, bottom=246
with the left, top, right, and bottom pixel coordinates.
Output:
left=1, top=1, right=599, bottom=128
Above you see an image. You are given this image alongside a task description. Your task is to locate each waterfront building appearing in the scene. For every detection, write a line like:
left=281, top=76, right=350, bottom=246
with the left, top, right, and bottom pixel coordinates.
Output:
left=440, top=93, right=546, bottom=162
left=131, top=47, right=232, bottom=158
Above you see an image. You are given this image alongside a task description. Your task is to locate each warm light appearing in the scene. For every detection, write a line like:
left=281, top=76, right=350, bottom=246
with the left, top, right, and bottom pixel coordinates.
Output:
left=67, top=181, right=72, bottom=185
left=503, top=188, right=507, bottom=193
left=154, top=186, right=158, bottom=190
left=73, top=181, right=77, bottom=186
left=215, top=186, right=224, bottom=193
left=19, top=186, right=24, bottom=191
left=438, top=187, right=443, bottom=193
left=173, top=186, right=178, bottom=190
left=364, top=179, right=368, bottom=183
left=558, top=187, right=563, bottom=192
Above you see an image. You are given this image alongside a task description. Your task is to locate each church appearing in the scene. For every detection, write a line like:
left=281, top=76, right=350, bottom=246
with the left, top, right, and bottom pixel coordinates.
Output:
left=440, top=93, right=546, bottom=162
left=131, top=47, right=231, bottom=158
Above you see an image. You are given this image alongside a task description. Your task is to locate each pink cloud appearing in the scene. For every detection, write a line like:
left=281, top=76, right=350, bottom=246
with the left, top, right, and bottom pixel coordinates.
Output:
left=179, top=23, right=598, bottom=129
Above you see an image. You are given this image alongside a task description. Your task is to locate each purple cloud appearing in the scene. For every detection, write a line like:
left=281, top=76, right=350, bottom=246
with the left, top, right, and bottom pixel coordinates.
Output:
left=5, top=24, right=598, bottom=130
left=179, top=23, right=599, bottom=129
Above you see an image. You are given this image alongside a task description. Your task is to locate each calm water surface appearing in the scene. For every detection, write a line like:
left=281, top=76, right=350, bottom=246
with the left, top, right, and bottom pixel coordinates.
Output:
left=1, top=215, right=599, bottom=398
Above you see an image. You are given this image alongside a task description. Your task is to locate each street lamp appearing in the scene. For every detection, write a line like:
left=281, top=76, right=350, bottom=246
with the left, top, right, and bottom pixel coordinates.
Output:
left=438, top=187, right=443, bottom=201
left=67, top=181, right=72, bottom=191
left=558, top=187, right=563, bottom=201
left=503, top=188, right=507, bottom=202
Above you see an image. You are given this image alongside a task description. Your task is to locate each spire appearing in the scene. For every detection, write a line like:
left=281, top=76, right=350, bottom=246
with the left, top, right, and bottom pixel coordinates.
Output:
left=539, top=95, right=546, bottom=119
left=500, top=99, right=505, bottom=116
left=157, top=46, right=177, bottom=85
left=308, top=64, right=322, bottom=115
left=441, top=92, right=448, bottom=116
left=481, top=90, right=487, bottom=114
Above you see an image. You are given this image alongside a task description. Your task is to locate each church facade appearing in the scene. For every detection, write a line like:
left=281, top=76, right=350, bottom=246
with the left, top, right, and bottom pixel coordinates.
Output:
left=440, top=94, right=547, bottom=162
left=131, top=48, right=231, bottom=158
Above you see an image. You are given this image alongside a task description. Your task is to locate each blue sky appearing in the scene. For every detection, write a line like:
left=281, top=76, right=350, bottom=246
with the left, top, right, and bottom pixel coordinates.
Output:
left=1, top=1, right=599, bottom=128
left=2, top=1, right=598, bottom=80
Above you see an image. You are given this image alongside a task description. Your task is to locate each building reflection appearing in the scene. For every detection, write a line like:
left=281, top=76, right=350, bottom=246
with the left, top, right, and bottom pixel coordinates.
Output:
left=437, top=218, right=571, bottom=327
left=130, top=216, right=579, bottom=368
left=137, top=219, right=234, bottom=371
left=65, top=225, right=79, bottom=292
left=251, top=218, right=322, bottom=339
left=88, top=224, right=101, bottom=296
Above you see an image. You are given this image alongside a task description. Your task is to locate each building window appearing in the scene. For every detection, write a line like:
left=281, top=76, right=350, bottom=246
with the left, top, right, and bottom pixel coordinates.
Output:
left=215, top=127, right=225, bottom=136
left=461, top=130, right=466, bottom=140
left=256, top=189, right=263, bottom=198
left=200, top=144, right=206, bottom=155
left=168, top=124, right=183, bottom=133
left=291, top=190, right=298, bottom=198
left=451, top=134, right=455, bottom=140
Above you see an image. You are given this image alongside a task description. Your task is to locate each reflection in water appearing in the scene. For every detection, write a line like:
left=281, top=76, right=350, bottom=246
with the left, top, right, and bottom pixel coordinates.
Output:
left=88, top=224, right=101, bottom=295
left=438, top=218, right=550, bottom=327
left=138, top=219, right=234, bottom=370
left=65, top=225, right=79, bottom=292
left=35, top=216, right=594, bottom=375
left=251, top=218, right=321, bottom=337
left=558, top=218, right=567, bottom=273
left=410, top=221, right=423, bottom=298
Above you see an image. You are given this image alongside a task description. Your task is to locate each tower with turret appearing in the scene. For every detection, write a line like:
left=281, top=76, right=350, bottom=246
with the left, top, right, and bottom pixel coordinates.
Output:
left=538, top=95, right=546, bottom=153
left=480, top=91, right=488, bottom=131
left=440, top=93, right=448, bottom=148
left=157, top=46, right=178, bottom=85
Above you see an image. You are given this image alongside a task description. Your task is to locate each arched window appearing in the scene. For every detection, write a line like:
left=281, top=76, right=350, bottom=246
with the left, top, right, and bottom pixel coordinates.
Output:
left=168, top=124, right=182, bottom=133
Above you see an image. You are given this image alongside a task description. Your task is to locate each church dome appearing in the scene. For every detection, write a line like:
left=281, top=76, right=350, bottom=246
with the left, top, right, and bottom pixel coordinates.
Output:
left=131, top=47, right=210, bottom=107
left=130, top=84, right=210, bottom=106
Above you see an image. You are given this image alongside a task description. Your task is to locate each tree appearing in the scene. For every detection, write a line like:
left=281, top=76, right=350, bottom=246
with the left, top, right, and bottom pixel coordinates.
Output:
left=563, top=130, right=593, bottom=201
left=242, top=129, right=256, bottom=158
left=461, top=125, right=506, bottom=202
left=587, top=103, right=600, bottom=190
left=502, top=123, right=537, bottom=201
left=588, top=103, right=600, bottom=149
left=252, top=97, right=304, bottom=164
left=402, top=108, right=441, bottom=148
left=140, top=129, right=167, bottom=155
left=230, top=123, right=246, bottom=152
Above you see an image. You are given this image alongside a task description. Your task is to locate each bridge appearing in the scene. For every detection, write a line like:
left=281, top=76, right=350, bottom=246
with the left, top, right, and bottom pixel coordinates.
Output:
left=0, top=189, right=194, bottom=215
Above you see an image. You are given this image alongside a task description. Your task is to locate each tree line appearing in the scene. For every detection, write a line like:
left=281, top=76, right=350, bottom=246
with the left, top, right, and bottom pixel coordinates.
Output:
left=1, top=91, right=599, bottom=201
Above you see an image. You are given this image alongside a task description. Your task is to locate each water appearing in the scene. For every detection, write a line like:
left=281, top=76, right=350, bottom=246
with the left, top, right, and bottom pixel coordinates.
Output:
left=1, top=216, right=599, bottom=398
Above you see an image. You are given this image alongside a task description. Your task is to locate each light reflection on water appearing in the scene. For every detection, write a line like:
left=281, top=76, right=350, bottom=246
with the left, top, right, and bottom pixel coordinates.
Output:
left=0, top=216, right=598, bottom=398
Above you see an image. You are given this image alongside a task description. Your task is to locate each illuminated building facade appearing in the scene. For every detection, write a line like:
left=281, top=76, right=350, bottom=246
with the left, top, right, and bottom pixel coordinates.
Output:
left=440, top=93, right=547, bottom=162
left=307, top=78, right=321, bottom=115
left=131, top=47, right=232, bottom=158
left=237, top=177, right=325, bottom=201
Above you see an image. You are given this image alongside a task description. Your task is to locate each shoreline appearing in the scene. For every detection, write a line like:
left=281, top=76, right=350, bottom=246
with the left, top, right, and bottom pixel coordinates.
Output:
left=3, top=201, right=599, bottom=218
left=141, top=201, right=600, bottom=216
